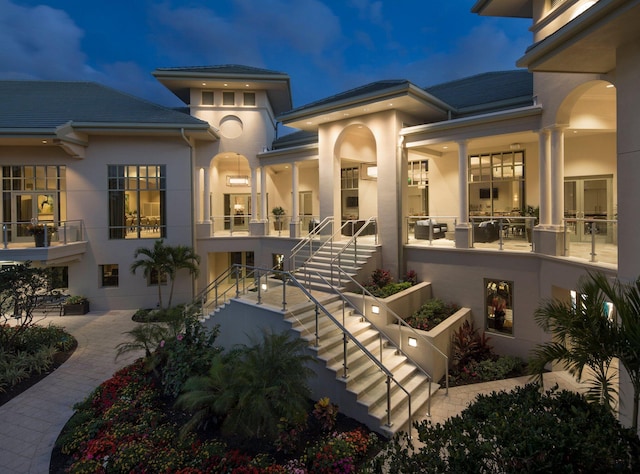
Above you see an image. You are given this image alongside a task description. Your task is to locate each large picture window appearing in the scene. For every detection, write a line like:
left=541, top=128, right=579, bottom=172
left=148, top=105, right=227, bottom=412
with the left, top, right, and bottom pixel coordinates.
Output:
left=2, top=165, right=66, bottom=240
left=469, top=151, right=524, bottom=217
left=108, top=165, right=165, bottom=239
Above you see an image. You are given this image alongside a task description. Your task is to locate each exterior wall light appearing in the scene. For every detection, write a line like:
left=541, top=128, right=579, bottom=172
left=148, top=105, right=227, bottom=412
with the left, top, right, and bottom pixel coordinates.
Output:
left=371, top=305, right=380, bottom=314
left=408, top=337, right=417, bottom=347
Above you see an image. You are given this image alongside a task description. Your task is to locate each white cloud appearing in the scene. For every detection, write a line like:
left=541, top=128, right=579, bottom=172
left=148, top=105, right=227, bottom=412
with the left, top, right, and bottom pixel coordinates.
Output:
left=0, top=0, right=88, bottom=80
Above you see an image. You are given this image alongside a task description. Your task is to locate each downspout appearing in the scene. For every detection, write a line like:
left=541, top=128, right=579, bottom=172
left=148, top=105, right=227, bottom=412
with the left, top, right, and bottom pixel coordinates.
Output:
left=180, top=128, right=198, bottom=300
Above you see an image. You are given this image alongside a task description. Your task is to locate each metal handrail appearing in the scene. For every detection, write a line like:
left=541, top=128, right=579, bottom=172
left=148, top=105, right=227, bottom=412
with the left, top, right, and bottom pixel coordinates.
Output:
left=1, top=219, right=84, bottom=249
left=469, top=215, right=537, bottom=251
left=289, top=216, right=334, bottom=272
left=327, top=265, right=448, bottom=395
left=216, top=263, right=418, bottom=430
left=329, top=217, right=377, bottom=286
left=563, top=217, right=617, bottom=263
left=282, top=268, right=415, bottom=429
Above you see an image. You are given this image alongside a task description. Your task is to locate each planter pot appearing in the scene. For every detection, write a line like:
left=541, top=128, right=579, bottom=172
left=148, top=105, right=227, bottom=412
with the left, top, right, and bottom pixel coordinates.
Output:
left=34, top=233, right=47, bottom=247
left=63, top=301, right=90, bottom=315
left=273, top=220, right=284, bottom=231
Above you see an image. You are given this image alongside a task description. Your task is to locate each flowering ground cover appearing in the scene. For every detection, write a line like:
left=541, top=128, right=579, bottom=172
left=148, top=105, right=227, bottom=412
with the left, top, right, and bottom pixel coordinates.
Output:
left=52, top=361, right=381, bottom=473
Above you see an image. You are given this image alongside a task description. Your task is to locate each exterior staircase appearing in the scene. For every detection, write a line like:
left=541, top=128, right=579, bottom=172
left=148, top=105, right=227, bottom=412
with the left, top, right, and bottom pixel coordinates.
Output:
left=285, top=293, right=439, bottom=437
left=293, top=241, right=378, bottom=292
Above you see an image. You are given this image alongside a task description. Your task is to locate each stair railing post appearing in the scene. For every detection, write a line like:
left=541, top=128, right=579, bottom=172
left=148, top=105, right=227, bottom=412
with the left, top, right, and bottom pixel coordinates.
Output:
left=342, top=332, right=349, bottom=379
left=314, top=304, right=320, bottom=347
left=256, top=270, right=262, bottom=305
left=282, top=272, right=287, bottom=312
left=385, top=375, right=392, bottom=427
left=379, top=334, right=383, bottom=362
left=426, top=379, right=431, bottom=417
left=235, top=266, right=240, bottom=298
left=215, top=283, right=218, bottom=308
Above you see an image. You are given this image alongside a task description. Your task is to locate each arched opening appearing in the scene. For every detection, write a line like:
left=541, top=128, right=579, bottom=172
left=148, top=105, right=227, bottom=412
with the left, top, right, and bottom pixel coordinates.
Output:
left=558, top=80, right=617, bottom=246
left=210, top=152, right=251, bottom=234
left=334, top=125, right=377, bottom=228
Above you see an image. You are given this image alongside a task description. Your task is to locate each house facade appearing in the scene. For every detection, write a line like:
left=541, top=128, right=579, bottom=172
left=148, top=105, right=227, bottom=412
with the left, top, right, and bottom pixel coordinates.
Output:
left=0, top=0, right=636, bottom=426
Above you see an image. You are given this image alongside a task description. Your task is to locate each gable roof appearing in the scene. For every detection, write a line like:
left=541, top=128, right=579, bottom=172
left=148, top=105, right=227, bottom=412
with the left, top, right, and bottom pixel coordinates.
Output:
left=0, top=80, right=209, bottom=130
left=425, top=70, right=533, bottom=115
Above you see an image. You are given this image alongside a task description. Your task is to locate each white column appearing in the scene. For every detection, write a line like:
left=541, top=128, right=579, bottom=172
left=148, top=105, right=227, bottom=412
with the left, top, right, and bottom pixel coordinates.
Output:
left=203, top=167, right=211, bottom=223
left=291, top=163, right=299, bottom=223
left=538, top=129, right=550, bottom=227
left=250, top=167, right=258, bottom=222
left=550, top=127, right=565, bottom=227
left=457, top=140, right=469, bottom=224
left=260, top=166, right=268, bottom=221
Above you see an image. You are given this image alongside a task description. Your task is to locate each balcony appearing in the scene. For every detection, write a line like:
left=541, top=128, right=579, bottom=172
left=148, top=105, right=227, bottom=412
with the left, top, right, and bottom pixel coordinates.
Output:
left=406, top=215, right=617, bottom=266
left=0, top=220, right=87, bottom=265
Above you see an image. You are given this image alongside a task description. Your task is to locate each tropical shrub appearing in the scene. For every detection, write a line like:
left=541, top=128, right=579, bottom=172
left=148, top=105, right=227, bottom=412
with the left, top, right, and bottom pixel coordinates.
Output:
left=448, top=320, right=525, bottom=386
left=370, top=384, right=640, bottom=473
left=363, top=268, right=416, bottom=298
left=0, top=324, right=75, bottom=394
left=404, top=298, right=460, bottom=331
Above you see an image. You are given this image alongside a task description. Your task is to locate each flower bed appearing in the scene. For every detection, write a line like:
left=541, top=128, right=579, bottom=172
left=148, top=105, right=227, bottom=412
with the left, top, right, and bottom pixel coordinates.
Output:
left=404, top=298, right=460, bottom=331
left=53, top=361, right=381, bottom=473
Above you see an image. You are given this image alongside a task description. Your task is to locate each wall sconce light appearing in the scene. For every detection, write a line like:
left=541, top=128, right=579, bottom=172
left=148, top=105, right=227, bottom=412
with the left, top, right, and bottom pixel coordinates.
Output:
left=371, top=305, right=380, bottom=314
left=408, top=337, right=417, bottom=347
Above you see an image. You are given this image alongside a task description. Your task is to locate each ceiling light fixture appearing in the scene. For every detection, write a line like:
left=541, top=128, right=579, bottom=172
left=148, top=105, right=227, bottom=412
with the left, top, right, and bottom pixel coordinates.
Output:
left=227, top=153, right=249, bottom=186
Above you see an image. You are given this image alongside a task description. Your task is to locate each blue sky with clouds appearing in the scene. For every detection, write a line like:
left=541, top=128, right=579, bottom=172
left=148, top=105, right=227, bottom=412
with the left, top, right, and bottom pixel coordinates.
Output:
left=0, top=0, right=531, bottom=108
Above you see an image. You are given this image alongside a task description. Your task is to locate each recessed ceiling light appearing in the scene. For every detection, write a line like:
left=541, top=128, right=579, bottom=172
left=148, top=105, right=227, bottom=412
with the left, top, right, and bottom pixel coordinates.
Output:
left=344, top=113, right=349, bottom=116
left=606, top=84, right=614, bottom=88
left=306, top=121, right=313, bottom=125
left=224, top=83, right=228, bottom=86
left=42, top=140, right=47, bottom=144
left=202, top=82, right=206, bottom=86
left=245, top=84, right=250, bottom=87
left=443, top=146, right=448, bottom=149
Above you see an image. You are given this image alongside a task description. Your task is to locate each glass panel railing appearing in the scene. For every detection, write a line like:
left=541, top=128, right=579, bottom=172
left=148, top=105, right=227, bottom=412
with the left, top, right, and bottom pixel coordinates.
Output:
left=563, top=218, right=617, bottom=265
left=0, top=219, right=84, bottom=248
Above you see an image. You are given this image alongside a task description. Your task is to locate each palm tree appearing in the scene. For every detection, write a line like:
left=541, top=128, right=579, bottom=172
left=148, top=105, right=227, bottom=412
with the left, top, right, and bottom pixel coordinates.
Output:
left=177, top=331, right=315, bottom=441
left=166, top=245, right=200, bottom=308
left=531, top=272, right=640, bottom=430
left=130, top=240, right=171, bottom=309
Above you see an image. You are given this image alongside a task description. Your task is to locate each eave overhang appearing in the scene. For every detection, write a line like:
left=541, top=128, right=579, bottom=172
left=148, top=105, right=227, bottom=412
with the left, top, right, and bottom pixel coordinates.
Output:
left=401, top=105, right=542, bottom=148
left=517, top=0, right=640, bottom=73
left=278, top=83, right=452, bottom=131
left=471, top=0, right=533, bottom=18
left=153, top=69, right=293, bottom=116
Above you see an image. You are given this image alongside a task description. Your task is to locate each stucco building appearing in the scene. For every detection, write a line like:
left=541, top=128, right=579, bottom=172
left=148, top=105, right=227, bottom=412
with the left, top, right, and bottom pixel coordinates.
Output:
left=0, top=0, right=637, bottom=430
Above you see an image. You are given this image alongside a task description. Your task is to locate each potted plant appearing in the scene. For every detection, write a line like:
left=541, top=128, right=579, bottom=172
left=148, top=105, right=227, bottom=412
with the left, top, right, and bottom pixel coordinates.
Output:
left=25, top=219, right=57, bottom=247
left=63, top=295, right=90, bottom=315
left=272, top=206, right=286, bottom=231
left=523, top=205, right=539, bottom=242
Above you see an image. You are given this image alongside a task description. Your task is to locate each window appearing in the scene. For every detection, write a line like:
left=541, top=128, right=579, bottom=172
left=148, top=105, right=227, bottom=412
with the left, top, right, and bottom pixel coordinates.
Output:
left=469, top=151, right=524, bottom=216
left=223, top=91, right=235, bottom=106
left=101, top=264, right=119, bottom=287
left=408, top=160, right=428, bottom=187
left=108, top=165, right=166, bottom=239
left=2, top=165, right=66, bottom=238
left=340, top=167, right=359, bottom=190
left=202, top=91, right=214, bottom=105
left=485, top=279, right=513, bottom=335
left=149, top=268, right=168, bottom=286
left=243, top=92, right=256, bottom=106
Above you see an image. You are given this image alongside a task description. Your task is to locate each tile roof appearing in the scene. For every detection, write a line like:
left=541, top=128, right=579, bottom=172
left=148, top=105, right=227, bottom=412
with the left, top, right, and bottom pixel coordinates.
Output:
left=283, top=80, right=410, bottom=115
left=425, top=70, right=533, bottom=111
left=0, top=81, right=207, bottom=130
left=271, top=129, right=318, bottom=149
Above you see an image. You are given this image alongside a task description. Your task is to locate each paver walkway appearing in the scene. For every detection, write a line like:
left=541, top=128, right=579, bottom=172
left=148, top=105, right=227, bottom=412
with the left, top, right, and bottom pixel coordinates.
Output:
left=0, top=311, right=142, bottom=474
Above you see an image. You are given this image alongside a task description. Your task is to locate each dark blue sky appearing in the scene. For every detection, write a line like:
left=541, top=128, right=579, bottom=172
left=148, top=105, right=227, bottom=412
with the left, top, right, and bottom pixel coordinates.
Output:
left=0, top=0, right=531, bottom=108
